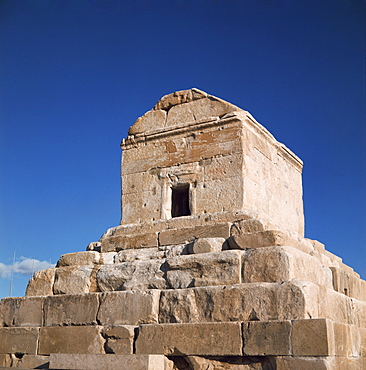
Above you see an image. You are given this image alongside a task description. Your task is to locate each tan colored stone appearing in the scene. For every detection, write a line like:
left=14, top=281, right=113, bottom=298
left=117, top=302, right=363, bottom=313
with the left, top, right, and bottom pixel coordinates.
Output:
left=100, top=251, right=117, bottom=264
left=136, top=322, right=242, bottom=356
left=6, top=354, right=50, bottom=369
left=56, top=251, right=101, bottom=266
left=115, top=247, right=165, bottom=262
left=227, top=230, right=299, bottom=250
left=159, top=282, right=312, bottom=324
left=243, top=246, right=333, bottom=288
left=273, top=356, right=331, bottom=369
left=101, top=232, right=158, bottom=252
left=97, top=290, right=160, bottom=325
left=189, top=237, right=225, bottom=254
left=0, top=354, right=11, bottom=367
left=49, top=354, right=168, bottom=370
left=159, top=223, right=230, bottom=246
left=44, top=293, right=99, bottom=326
left=0, top=327, right=39, bottom=354
left=129, top=109, right=167, bottom=135
left=231, top=219, right=265, bottom=235
left=39, top=326, right=104, bottom=355
left=53, top=266, right=98, bottom=294
left=86, top=241, right=101, bottom=251
left=154, top=88, right=207, bottom=111
left=25, top=268, right=56, bottom=296
left=102, top=325, right=135, bottom=354
left=166, top=251, right=242, bottom=289
left=166, top=97, right=239, bottom=127
left=186, top=355, right=271, bottom=369
left=243, top=320, right=292, bottom=356
left=331, top=266, right=363, bottom=300
left=292, top=319, right=333, bottom=356
left=0, top=296, right=43, bottom=327
left=97, top=259, right=167, bottom=291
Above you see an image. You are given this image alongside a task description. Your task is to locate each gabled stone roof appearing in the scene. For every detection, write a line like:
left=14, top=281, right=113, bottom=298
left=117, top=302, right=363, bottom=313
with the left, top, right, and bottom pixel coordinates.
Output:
left=128, top=88, right=242, bottom=135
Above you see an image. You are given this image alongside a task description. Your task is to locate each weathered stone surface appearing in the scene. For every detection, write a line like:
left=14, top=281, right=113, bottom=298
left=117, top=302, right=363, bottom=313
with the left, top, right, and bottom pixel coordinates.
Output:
left=129, top=108, right=167, bottom=135
left=101, top=232, right=158, bottom=252
left=4, top=354, right=49, bottom=369
left=44, top=293, right=99, bottom=326
left=97, top=260, right=167, bottom=291
left=102, top=325, right=135, bottom=354
left=188, top=237, right=225, bottom=254
left=227, top=230, right=299, bottom=250
left=273, top=356, right=332, bottom=369
left=0, top=327, right=39, bottom=354
left=0, top=296, right=43, bottom=327
left=159, top=282, right=311, bottom=324
left=115, top=247, right=165, bottom=262
left=231, top=219, right=265, bottom=235
left=243, top=320, right=292, bottom=356
left=165, top=97, right=239, bottom=127
left=154, top=88, right=208, bottom=111
left=100, top=251, right=117, bottom=264
left=86, top=241, right=101, bottom=251
left=331, top=266, right=363, bottom=300
left=159, top=223, right=231, bottom=246
left=25, top=268, right=56, bottom=296
left=97, top=290, right=160, bottom=325
left=53, top=266, right=98, bottom=294
left=185, top=355, right=271, bottom=369
left=242, top=246, right=333, bottom=288
left=56, top=251, right=101, bottom=266
left=39, top=326, right=104, bottom=355
left=292, top=319, right=332, bottom=356
left=136, top=322, right=242, bottom=356
left=166, top=251, right=242, bottom=289
left=49, top=354, right=169, bottom=370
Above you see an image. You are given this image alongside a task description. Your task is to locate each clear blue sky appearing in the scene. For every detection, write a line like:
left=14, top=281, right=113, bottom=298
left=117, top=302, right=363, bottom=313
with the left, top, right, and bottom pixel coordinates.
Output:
left=0, top=0, right=365, bottom=298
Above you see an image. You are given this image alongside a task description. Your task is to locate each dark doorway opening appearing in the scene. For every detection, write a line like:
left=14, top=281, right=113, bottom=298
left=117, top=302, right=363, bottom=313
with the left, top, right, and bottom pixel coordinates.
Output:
left=171, top=184, right=191, bottom=218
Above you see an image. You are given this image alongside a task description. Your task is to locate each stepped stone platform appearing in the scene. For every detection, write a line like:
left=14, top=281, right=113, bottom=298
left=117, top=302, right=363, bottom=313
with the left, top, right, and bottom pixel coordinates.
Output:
left=1, top=89, right=365, bottom=369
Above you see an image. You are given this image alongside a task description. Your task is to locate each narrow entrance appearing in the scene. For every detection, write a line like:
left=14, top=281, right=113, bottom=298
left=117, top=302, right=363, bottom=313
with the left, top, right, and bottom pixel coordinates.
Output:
left=171, top=184, right=191, bottom=217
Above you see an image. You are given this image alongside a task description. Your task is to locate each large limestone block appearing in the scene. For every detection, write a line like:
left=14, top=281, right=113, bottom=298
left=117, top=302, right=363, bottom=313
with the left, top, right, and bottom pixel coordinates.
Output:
left=242, top=246, right=333, bottom=288
left=165, top=251, right=242, bottom=289
left=39, top=326, right=104, bottom=355
left=165, top=96, right=239, bottom=127
left=129, top=109, right=167, bottom=135
left=44, top=293, right=99, bottom=326
left=159, top=223, right=230, bottom=246
left=102, top=325, right=135, bottom=354
left=185, top=355, right=271, bottom=369
left=231, top=218, right=265, bottom=234
left=53, top=266, right=98, bottom=295
left=56, top=251, right=101, bottom=267
left=317, top=286, right=366, bottom=327
left=97, top=290, right=160, bottom=325
left=0, top=296, right=43, bottom=327
left=243, top=321, right=292, bottom=356
left=331, top=266, right=364, bottom=300
left=188, top=237, right=225, bottom=254
left=49, top=354, right=169, bottom=370
left=25, top=268, right=56, bottom=296
left=159, top=282, right=312, bottom=324
left=97, top=260, right=167, bottom=291
left=135, top=322, right=242, bottom=356
left=115, top=247, right=165, bottom=262
left=227, top=230, right=300, bottom=250
left=101, top=232, right=158, bottom=252
left=154, top=88, right=208, bottom=111
left=0, top=327, right=39, bottom=354
left=292, top=319, right=333, bottom=356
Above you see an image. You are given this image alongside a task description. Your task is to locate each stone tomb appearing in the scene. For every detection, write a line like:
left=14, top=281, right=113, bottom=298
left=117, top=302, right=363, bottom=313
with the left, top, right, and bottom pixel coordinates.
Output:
left=1, top=89, right=365, bottom=369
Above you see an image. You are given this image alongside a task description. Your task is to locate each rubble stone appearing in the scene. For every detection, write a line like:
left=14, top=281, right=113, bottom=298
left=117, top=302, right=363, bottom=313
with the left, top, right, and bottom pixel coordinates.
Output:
left=102, top=325, right=135, bottom=354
